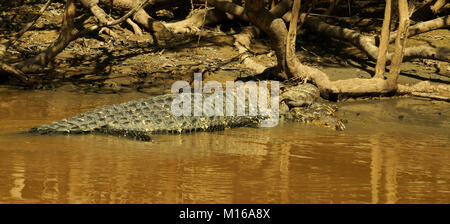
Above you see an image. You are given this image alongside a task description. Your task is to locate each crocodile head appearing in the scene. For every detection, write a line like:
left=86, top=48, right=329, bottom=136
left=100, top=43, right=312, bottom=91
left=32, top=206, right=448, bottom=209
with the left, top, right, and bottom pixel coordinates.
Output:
left=281, top=83, right=346, bottom=131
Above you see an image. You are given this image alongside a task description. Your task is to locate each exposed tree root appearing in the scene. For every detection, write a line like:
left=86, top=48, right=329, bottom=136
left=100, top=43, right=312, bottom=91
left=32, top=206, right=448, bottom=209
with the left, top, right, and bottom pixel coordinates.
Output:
left=0, top=62, right=30, bottom=84
left=398, top=81, right=450, bottom=102
left=15, top=0, right=78, bottom=74
left=13, top=0, right=151, bottom=74
left=1, top=0, right=448, bottom=101
left=125, top=18, right=143, bottom=35
left=0, top=0, right=53, bottom=83
left=389, top=15, right=450, bottom=43
left=385, top=0, right=410, bottom=88
left=80, top=0, right=120, bottom=38
left=164, top=8, right=228, bottom=34
left=199, top=0, right=449, bottom=100
left=241, top=0, right=417, bottom=99
left=233, top=26, right=268, bottom=73
left=302, top=15, right=450, bottom=63
left=96, top=0, right=173, bottom=41
left=207, top=1, right=449, bottom=65
left=0, top=0, right=53, bottom=59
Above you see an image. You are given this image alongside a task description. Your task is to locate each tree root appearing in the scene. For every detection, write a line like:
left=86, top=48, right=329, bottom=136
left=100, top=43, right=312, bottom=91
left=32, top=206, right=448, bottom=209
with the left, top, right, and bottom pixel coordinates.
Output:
left=0, top=62, right=30, bottom=84
left=96, top=0, right=173, bottom=42
left=2, top=0, right=448, bottom=99
left=0, top=0, right=53, bottom=83
left=79, top=0, right=120, bottom=38
left=389, top=15, right=450, bottom=43
left=12, top=0, right=151, bottom=75
left=398, top=81, right=450, bottom=102
left=14, top=0, right=78, bottom=74
left=233, top=26, right=268, bottom=73
left=0, top=0, right=53, bottom=60
left=240, top=0, right=416, bottom=100
left=126, top=18, right=143, bottom=35
left=164, top=8, right=228, bottom=34
left=302, top=15, right=450, bottom=63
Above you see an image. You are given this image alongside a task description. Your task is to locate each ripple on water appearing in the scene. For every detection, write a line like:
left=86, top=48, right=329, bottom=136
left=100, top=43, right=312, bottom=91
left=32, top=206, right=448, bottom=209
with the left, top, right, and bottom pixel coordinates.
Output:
left=0, top=90, right=449, bottom=203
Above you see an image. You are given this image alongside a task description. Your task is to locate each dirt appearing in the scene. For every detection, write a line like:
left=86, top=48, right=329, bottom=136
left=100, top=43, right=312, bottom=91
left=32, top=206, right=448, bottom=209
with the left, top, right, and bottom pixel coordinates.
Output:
left=0, top=1, right=449, bottom=95
left=0, top=2, right=449, bottom=204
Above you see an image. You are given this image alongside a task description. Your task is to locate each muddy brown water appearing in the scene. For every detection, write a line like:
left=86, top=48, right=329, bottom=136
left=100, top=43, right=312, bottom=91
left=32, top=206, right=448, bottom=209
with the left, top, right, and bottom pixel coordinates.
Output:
left=0, top=88, right=449, bottom=204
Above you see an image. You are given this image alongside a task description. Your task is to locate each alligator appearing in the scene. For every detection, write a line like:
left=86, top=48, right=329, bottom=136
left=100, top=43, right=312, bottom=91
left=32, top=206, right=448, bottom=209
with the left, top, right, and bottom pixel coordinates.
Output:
left=29, top=83, right=345, bottom=141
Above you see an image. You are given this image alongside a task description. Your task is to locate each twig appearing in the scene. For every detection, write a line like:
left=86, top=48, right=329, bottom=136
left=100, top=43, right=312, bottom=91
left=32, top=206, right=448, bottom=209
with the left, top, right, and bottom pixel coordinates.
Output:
left=78, top=0, right=152, bottom=36
left=0, top=0, right=52, bottom=84
left=0, top=0, right=53, bottom=59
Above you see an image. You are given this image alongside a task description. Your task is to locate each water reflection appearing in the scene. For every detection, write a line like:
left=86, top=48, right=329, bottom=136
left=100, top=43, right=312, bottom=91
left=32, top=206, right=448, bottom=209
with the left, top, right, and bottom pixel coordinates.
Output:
left=369, top=135, right=398, bottom=204
left=9, top=155, right=25, bottom=200
left=0, top=89, right=449, bottom=203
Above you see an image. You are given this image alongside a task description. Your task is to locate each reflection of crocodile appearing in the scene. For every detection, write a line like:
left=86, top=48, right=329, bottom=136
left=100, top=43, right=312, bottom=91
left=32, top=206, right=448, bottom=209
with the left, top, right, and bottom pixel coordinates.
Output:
left=30, top=83, right=345, bottom=141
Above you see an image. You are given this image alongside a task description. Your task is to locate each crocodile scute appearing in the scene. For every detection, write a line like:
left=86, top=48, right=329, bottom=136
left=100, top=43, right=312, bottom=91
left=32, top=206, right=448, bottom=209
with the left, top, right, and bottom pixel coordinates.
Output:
left=30, top=84, right=345, bottom=141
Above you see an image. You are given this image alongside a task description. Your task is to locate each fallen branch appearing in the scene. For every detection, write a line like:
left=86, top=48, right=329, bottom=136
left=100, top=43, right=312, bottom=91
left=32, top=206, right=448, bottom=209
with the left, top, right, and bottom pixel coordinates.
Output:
left=15, top=0, right=78, bottom=73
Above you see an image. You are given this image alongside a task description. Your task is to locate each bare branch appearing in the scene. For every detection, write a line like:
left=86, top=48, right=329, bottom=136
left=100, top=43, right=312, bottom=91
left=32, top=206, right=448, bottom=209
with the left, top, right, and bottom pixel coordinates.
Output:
left=0, top=62, right=30, bottom=84
left=0, top=0, right=53, bottom=59
left=79, top=0, right=152, bottom=36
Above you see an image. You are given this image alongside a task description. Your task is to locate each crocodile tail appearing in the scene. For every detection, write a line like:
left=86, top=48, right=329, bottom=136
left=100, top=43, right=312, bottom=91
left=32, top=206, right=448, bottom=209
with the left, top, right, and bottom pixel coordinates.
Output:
left=29, top=110, right=107, bottom=134
left=29, top=115, right=153, bottom=141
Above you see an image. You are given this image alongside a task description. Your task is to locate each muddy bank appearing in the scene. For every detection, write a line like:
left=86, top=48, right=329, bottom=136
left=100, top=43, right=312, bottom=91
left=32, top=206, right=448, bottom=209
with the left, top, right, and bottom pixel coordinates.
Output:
left=0, top=2, right=450, bottom=204
left=0, top=2, right=449, bottom=94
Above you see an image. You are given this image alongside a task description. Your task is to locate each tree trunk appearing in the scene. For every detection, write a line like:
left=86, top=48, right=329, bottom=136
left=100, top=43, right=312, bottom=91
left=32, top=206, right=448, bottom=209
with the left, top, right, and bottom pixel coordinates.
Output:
left=283, top=0, right=396, bottom=98
left=286, top=0, right=301, bottom=76
left=245, top=0, right=290, bottom=79
left=387, top=0, right=410, bottom=89
left=373, top=0, right=391, bottom=79
left=16, top=0, right=78, bottom=73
